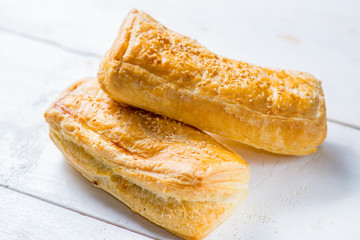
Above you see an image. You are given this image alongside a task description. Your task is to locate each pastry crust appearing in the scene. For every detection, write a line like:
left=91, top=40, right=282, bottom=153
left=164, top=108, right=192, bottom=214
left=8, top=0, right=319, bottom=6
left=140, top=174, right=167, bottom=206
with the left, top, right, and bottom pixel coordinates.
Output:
left=44, top=77, right=249, bottom=239
left=98, top=9, right=327, bottom=155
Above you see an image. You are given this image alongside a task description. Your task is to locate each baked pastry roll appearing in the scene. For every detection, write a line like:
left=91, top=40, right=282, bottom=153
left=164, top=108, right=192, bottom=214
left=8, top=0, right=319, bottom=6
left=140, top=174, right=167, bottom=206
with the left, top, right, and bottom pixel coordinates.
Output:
left=44, top=77, right=249, bottom=240
left=98, top=9, right=327, bottom=155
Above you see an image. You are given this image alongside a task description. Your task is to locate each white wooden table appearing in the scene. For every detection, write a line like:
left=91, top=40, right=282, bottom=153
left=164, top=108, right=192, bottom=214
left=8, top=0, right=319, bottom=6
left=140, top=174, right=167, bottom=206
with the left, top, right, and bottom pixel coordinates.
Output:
left=1, top=0, right=359, bottom=239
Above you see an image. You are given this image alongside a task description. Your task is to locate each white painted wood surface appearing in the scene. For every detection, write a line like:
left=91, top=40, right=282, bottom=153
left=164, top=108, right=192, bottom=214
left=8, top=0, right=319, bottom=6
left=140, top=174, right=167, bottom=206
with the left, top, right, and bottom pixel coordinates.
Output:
left=0, top=0, right=359, bottom=128
left=1, top=1, right=360, bottom=239
left=0, top=187, right=149, bottom=240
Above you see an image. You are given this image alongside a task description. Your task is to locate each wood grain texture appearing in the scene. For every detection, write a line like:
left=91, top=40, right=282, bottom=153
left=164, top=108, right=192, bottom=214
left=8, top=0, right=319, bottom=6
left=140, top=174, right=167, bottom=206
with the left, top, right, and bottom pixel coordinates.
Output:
left=0, top=187, right=149, bottom=240
left=0, top=0, right=359, bottom=128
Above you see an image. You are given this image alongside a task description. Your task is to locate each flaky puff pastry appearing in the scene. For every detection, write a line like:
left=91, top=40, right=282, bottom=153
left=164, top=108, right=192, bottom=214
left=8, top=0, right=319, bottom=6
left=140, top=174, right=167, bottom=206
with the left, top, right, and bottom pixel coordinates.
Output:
left=44, top=77, right=249, bottom=240
left=98, top=9, right=327, bottom=155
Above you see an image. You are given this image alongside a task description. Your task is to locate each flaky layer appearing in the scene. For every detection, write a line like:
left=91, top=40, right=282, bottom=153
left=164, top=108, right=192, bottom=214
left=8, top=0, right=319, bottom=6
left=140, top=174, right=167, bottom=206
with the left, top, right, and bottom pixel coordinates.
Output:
left=98, top=9, right=327, bottom=155
left=49, top=128, right=244, bottom=240
left=44, top=77, right=249, bottom=203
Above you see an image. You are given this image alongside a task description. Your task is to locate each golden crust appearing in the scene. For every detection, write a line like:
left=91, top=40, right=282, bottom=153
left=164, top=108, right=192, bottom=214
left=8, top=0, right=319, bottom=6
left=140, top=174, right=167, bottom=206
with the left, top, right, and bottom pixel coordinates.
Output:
left=49, top=129, right=243, bottom=240
left=98, top=9, right=327, bottom=155
left=44, top=77, right=249, bottom=239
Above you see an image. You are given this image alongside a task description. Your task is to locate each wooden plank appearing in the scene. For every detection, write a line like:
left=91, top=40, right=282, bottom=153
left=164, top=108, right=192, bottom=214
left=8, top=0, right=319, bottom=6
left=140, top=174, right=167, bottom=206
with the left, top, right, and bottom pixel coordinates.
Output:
left=1, top=20, right=360, bottom=239
left=0, top=0, right=359, bottom=128
left=0, top=187, right=150, bottom=240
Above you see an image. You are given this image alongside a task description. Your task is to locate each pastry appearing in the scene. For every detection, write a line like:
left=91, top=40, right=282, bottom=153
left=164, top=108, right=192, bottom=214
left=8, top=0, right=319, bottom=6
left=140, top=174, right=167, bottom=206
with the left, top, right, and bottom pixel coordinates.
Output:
left=98, top=9, right=327, bottom=155
left=44, top=77, right=249, bottom=240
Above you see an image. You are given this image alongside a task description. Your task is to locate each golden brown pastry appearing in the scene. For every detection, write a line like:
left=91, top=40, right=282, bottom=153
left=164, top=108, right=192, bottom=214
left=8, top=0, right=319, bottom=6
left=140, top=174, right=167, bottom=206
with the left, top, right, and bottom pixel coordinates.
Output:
left=44, top=77, right=249, bottom=240
left=98, top=9, right=327, bottom=155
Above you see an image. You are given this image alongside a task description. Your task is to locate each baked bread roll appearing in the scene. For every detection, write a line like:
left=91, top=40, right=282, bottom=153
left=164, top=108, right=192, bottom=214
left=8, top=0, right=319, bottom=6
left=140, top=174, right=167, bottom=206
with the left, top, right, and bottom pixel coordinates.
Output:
left=98, top=9, right=327, bottom=155
left=44, top=77, right=249, bottom=240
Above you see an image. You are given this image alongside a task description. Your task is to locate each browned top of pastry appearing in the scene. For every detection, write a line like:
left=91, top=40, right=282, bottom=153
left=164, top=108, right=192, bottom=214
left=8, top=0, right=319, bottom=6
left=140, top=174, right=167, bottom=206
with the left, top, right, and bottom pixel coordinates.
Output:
left=45, top=78, right=249, bottom=202
left=109, top=9, right=324, bottom=120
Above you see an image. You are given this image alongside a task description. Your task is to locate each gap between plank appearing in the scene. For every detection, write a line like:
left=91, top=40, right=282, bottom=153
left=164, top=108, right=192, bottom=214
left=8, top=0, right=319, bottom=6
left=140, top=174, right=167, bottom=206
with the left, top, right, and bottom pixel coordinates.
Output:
left=0, top=183, right=157, bottom=240
left=0, top=25, right=102, bottom=58
left=327, top=118, right=360, bottom=131
left=1, top=25, right=359, bottom=132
